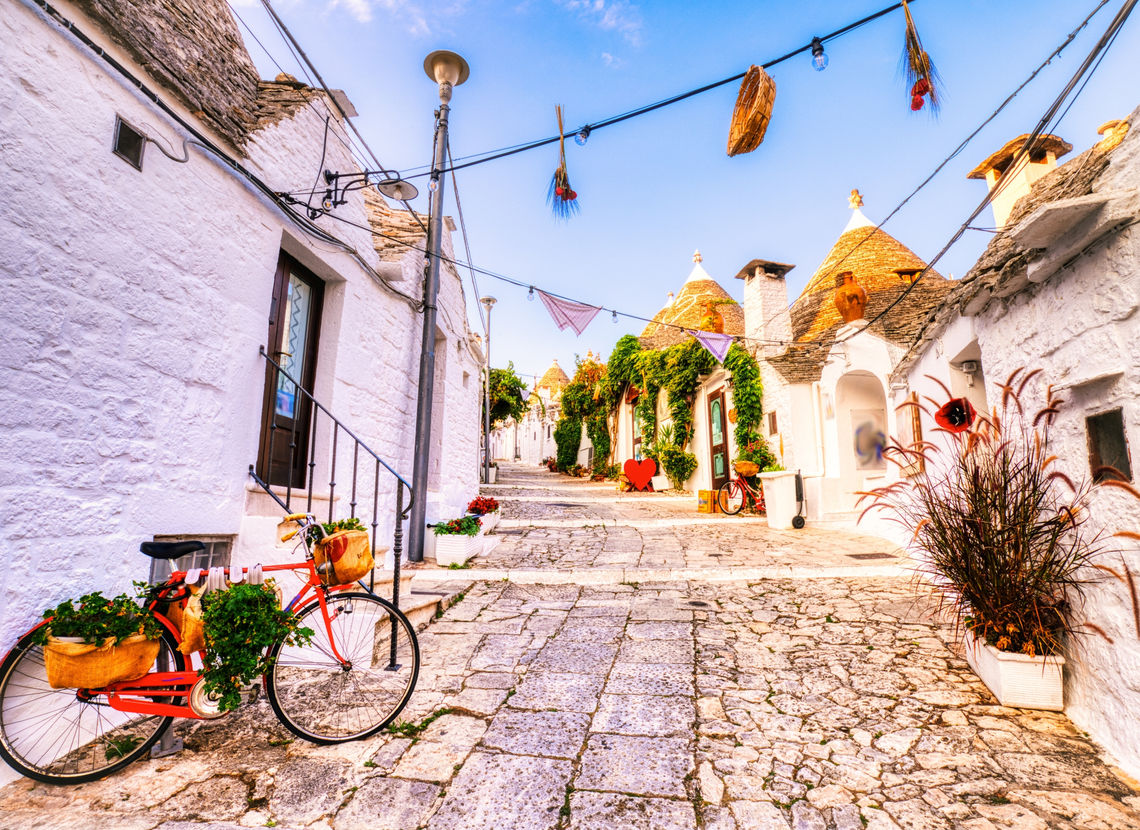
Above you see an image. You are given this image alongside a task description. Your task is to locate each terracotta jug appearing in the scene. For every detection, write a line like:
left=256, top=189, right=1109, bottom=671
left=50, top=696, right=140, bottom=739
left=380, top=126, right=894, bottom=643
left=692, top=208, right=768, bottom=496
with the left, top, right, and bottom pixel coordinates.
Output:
left=699, top=301, right=725, bottom=333
left=834, top=272, right=867, bottom=323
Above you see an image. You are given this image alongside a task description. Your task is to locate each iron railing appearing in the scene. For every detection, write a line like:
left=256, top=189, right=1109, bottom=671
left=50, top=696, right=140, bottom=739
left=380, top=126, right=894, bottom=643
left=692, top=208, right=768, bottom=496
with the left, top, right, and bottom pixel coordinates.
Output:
left=249, top=347, right=413, bottom=612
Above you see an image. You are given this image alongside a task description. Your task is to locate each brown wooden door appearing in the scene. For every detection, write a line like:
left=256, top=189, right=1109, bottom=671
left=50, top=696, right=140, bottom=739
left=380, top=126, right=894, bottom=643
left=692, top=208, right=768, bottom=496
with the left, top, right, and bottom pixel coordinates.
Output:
left=708, top=388, right=729, bottom=490
left=257, top=253, right=323, bottom=488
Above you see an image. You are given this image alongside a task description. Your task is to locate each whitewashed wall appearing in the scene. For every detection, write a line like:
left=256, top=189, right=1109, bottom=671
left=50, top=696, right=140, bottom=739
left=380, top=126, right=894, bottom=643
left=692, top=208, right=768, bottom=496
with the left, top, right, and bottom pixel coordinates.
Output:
left=0, top=0, right=480, bottom=660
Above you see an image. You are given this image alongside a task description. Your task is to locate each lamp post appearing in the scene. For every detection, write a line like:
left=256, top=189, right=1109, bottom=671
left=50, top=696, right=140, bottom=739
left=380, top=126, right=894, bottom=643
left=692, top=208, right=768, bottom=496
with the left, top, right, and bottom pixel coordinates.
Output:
left=481, top=296, right=497, bottom=484
left=408, top=50, right=469, bottom=564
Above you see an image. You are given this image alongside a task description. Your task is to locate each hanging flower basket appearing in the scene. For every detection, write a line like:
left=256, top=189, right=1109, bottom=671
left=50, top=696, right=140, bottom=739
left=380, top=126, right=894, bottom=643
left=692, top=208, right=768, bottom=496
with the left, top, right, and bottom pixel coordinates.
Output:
left=44, top=633, right=161, bottom=690
left=727, top=65, right=776, bottom=157
left=733, top=460, right=760, bottom=477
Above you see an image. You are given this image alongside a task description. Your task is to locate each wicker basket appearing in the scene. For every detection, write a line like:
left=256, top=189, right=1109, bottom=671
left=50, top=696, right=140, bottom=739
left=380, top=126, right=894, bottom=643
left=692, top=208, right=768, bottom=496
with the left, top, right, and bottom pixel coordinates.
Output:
left=733, top=460, right=760, bottom=477
left=314, top=529, right=374, bottom=585
left=44, top=634, right=161, bottom=689
left=727, top=65, right=776, bottom=157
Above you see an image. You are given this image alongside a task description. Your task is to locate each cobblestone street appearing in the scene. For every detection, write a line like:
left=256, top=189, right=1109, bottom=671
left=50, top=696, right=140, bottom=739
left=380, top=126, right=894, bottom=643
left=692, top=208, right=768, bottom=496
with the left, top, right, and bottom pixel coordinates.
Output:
left=2, top=464, right=1139, bottom=829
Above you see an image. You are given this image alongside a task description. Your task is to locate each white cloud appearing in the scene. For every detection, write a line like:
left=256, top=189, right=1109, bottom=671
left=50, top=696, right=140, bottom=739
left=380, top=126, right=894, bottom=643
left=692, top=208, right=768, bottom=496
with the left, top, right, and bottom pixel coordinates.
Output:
left=557, top=0, right=643, bottom=45
left=601, top=51, right=623, bottom=68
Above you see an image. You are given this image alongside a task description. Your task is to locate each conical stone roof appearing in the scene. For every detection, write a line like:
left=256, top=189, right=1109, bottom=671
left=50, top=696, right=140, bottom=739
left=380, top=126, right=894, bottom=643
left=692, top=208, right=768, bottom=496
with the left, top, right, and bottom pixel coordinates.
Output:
left=640, top=251, right=743, bottom=349
left=535, top=359, right=570, bottom=395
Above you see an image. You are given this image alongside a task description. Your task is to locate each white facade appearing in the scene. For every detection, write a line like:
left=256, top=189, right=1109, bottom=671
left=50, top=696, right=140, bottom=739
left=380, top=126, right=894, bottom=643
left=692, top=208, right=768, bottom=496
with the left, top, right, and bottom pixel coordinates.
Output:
left=0, top=0, right=481, bottom=654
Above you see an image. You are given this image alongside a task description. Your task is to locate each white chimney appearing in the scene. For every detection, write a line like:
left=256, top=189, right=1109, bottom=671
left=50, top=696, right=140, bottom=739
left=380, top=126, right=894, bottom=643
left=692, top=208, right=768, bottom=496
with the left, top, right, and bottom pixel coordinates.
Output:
left=735, top=259, right=794, bottom=357
left=968, top=134, right=1072, bottom=229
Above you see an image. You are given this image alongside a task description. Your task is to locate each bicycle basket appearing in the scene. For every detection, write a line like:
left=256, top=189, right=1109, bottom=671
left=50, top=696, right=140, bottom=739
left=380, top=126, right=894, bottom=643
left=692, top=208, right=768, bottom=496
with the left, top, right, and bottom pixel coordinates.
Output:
left=733, top=460, right=760, bottom=477
left=314, top=529, right=374, bottom=585
left=44, top=633, right=161, bottom=689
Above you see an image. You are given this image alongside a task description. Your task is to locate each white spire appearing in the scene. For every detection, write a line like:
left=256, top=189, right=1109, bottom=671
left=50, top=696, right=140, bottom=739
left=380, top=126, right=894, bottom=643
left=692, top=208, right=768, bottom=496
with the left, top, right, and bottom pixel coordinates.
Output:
left=843, top=189, right=873, bottom=233
left=685, top=249, right=713, bottom=284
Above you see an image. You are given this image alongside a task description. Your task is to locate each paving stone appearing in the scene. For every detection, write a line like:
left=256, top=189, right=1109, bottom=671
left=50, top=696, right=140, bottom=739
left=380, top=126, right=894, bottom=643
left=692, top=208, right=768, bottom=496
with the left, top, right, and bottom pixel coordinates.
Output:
left=791, top=800, right=828, bottom=830
left=508, top=671, right=605, bottom=713
left=576, top=734, right=693, bottom=798
left=426, top=752, right=571, bottom=830
left=731, top=801, right=791, bottom=829
left=568, top=791, right=695, bottom=829
left=391, top=739, right=471, bottom=783
left=531, top=640, right=619, bottom=674
left=333, top=777, right=441, bottom=829
left=267, top=758, right=355, bottom=826
left=481, top=709, right=590, bottom=758
left=605, top=662, right=694, bottom=696
left=626, top=621, right=692, bottom=641
left=591, top=693, right=693, bottom=737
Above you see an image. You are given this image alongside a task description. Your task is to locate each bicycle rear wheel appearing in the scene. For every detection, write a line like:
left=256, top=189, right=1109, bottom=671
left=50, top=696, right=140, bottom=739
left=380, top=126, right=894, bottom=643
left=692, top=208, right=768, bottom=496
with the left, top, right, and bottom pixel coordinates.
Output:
left=717, top=479, right=746, bottom=515
left=0, top=626, right=184, bottom=784
left=266, top=592, right=419, bottom=744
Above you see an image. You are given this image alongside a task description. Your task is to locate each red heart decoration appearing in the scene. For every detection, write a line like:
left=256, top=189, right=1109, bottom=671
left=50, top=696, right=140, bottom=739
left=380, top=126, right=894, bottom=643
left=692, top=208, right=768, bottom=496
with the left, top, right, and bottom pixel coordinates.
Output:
left=624, top=458, right=656, bottom=491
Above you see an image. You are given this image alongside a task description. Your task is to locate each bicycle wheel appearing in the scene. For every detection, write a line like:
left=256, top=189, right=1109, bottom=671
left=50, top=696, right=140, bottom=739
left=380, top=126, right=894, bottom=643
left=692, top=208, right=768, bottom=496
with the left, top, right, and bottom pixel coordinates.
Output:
left=266, top=592, right=419, bottom=744
left=0, top=625, right=184, bottom=784
left=717, top=480, right=745, bottom=515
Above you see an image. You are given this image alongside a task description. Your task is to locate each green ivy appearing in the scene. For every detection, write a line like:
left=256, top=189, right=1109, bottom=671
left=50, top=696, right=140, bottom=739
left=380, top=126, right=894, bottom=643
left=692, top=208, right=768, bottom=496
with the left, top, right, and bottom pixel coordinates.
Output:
left=554, top=416, right=582, bottom=470
left=723, top=344, right=777, bottom=469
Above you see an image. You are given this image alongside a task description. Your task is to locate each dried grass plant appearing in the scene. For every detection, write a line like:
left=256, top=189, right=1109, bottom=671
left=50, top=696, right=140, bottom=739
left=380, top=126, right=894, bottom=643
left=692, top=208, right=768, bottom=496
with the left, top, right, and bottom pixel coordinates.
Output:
left=860, top=369, right=1106, bottom=657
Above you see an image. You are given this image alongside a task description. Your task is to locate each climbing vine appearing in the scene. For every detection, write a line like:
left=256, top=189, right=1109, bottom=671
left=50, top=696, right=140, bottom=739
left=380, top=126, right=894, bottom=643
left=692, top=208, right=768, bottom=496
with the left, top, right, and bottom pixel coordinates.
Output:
left=553, top=416, right=582, bottom=470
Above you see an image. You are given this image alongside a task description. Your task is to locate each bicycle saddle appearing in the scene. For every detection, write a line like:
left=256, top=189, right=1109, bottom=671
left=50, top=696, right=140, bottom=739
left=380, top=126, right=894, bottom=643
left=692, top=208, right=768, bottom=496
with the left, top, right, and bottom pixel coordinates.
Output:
left=139, top=540, right=206, bottom=560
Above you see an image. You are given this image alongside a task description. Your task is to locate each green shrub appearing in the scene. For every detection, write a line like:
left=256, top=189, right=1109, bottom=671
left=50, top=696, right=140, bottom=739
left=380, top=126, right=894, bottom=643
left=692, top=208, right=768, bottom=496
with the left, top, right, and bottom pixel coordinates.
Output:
left=658, top=445, right=698, bottom=489
left=554, top=417, right=582, bottom=471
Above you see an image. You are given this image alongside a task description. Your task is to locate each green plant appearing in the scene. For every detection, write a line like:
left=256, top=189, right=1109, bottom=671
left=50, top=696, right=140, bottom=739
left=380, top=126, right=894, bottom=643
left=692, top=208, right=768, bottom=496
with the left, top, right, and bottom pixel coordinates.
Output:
left=305, top=516, right=366, bottom=546
left=36, top=589, right=160, bottom=646
left=861, top=369, right=1105, bottom=657
left=199, top=582, right=313, bottom=712
left=658, top=444, right=698, bottom=489
left=486, top=362, right=528, bottom=426
left=724, top=344, right=778, bottom=469
left=554, top=416, right=582, bottom=471
left=433, top=516, right=481, bottom=536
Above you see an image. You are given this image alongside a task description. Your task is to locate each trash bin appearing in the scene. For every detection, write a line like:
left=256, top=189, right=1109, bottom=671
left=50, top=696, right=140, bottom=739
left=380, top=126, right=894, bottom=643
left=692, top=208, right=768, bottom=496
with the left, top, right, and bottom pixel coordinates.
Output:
left=759, top=471, right=798, bottom=529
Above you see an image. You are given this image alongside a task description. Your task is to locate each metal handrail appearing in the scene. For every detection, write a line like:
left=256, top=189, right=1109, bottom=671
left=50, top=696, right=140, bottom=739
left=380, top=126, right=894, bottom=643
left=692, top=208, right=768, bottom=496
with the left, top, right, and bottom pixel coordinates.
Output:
left=250, top=347, right=413, bottom=611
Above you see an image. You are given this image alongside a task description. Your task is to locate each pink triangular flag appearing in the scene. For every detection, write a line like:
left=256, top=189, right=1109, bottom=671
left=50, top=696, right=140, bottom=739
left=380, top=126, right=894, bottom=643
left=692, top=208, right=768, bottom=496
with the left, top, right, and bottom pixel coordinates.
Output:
left=537, top=290, right=601, bottom=336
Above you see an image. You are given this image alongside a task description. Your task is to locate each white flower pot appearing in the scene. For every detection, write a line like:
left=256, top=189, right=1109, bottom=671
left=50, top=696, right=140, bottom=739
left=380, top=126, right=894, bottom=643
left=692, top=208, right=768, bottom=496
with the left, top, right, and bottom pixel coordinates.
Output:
left=486, top=467, right=498, bottom=484
left=964, top=631, right=1064, bottom=711
left=651, top=475, right=670, bottom=492
left=471, top=509, right=500, bottom=533
left=434, top=534, right=481, bottom=567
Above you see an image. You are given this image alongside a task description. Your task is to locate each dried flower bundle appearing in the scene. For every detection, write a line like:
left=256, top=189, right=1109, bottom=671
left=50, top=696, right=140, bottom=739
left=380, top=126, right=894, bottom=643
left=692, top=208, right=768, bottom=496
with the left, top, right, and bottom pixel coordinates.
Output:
left=548, top=105, right=579, bottom=219
left=901, top=0, right=941, bottom=114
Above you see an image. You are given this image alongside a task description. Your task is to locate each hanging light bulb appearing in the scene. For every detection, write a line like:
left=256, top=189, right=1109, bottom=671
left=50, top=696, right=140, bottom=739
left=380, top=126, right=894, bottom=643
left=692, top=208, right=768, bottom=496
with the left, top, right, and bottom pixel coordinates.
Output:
left=810, top=37, right=828, bottom=71
left=528, top=286, right=535, bottom=301
left=612, top=310, right=618, bottom=323
left=428, top=175, right=440, bottom=192
left=575, top=125, right=592, bottom=146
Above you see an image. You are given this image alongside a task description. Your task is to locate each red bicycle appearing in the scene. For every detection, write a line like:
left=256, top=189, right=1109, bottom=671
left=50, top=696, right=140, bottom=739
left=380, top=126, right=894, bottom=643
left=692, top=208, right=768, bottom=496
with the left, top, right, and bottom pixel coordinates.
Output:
left=0, top=513, right=419, bottom=784
left=716, top=468, right=767, bottom=515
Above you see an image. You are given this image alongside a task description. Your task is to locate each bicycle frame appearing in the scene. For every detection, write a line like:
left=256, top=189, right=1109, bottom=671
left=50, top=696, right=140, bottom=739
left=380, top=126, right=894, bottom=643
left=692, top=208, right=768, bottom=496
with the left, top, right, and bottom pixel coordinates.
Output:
left=96, top=558, right=358, bottom=721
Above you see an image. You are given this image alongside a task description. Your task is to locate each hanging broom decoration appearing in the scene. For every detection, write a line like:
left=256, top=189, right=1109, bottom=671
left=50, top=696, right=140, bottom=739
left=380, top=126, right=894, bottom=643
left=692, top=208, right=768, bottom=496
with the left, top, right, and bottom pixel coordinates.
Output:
left=902, top=0, right=940, bottom=114
left=548, top=105, right=579, bottom=219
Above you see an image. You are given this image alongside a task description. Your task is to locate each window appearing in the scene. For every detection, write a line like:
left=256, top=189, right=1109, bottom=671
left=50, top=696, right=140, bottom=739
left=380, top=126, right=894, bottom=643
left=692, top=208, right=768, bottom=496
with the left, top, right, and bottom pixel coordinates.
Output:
left=1087, top=408, right=1131, bottom=482
left=768, top=412, right=778, bottom=435
left=147, top=536, right=233, bottom=582
left=113, top=116, right=145, bottom=170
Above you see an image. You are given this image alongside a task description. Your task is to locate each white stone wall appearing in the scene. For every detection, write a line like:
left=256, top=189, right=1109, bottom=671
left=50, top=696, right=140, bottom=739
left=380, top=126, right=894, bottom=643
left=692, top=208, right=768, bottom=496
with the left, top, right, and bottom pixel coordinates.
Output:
left=0, top=0, right=480, bottom=656
left=491, top=397, right=559, bottom=466
left=974, top=224, right=1140, bottom=777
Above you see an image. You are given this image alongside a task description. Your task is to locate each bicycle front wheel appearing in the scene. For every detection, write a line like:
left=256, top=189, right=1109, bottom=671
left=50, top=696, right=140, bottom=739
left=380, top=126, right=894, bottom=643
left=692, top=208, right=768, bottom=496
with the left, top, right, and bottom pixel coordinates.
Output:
left=267, top=592, right=419, bottom=744
left=717, top=480, right=745, bottom=515
left=0, top=625, right=184, bottom=784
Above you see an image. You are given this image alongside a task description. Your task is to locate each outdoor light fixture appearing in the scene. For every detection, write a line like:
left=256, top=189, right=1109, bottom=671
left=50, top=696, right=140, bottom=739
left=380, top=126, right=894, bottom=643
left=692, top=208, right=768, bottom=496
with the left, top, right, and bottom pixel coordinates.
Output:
left=377, top=177, right=419, bottom=201
left=612, top=310, right=618, bottom=323
left=423, top=50, right=470, bottom=87
left=810, top=37, right=828, bottom=71
left=528, top=286, right=535, bottom=301
left=575, top=125, right=592, bottom=146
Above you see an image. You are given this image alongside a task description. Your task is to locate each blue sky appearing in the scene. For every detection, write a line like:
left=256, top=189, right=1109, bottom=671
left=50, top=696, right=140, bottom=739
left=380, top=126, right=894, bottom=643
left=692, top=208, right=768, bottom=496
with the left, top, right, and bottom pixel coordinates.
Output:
left=232, top=0, right=1139, bottom=389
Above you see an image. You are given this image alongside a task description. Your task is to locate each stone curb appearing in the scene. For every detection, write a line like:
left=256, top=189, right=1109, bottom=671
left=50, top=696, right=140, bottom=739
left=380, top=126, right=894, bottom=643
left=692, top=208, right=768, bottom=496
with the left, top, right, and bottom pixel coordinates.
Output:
left=410, top=564, right=908, bottom=584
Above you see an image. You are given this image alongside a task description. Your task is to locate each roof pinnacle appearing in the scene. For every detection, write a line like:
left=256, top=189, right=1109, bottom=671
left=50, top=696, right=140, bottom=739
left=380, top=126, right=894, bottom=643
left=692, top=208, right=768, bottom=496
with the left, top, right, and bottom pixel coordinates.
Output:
left=849, top=189, right=864, bottom=209
left=693, top=250, right=702, bottom=263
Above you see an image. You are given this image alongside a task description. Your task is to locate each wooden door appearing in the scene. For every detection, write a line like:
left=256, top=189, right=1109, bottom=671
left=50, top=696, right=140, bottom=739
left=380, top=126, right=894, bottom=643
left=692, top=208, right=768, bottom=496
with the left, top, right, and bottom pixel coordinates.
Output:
left=708, top=388, right=729, bottom=490
left=257, top=253, right=323, bottom=488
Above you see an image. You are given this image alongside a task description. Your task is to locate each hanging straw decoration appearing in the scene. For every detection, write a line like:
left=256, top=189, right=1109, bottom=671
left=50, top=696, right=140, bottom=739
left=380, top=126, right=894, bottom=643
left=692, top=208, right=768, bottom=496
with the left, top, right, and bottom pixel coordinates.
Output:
left=548, top=105, right=579, bottom=219
left=727, top=65, right=777, bottom=157
left=901, top=0, right=940, bottom=114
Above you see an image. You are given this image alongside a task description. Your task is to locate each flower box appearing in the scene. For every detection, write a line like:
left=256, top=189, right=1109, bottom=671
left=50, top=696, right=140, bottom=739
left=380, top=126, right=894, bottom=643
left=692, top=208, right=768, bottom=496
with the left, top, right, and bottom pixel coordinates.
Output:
left=44, top=633, right=160, bottom=689
left=435, top=533, right=482, bottom=567
left=964, top=631, right=1064, bottom=711
left=650, top=475, right=670, bottom=492
left=472, top=509, right=500, bottom=533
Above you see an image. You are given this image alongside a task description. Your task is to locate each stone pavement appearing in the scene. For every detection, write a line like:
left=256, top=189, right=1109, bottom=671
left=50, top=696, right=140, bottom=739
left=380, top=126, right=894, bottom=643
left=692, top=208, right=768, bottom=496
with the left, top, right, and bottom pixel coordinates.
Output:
left=2, top=464, right=1139, bottom=829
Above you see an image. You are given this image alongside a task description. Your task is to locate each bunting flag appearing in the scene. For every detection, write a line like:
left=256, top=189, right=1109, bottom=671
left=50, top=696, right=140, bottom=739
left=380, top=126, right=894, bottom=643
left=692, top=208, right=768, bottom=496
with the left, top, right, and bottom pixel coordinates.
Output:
left=691, top=330, right=734, bottom=363
left=538, top=290, right=601, bottom=336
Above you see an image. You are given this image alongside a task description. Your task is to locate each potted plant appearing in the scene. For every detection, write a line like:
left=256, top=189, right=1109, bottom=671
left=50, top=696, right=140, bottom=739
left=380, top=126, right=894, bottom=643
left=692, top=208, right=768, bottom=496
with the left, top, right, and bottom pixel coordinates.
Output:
left=467, top=496, right=501, bottom=533
left=486, top=461, right=498, bottom=484
left=860, top=370, right=1105, bottom=710
left=643, top=426, right=673, bottom=491
left=433, top=515, right=482, bottom=567
left=36, top=589, right=162, bottom=689
left=198, top=582, right=313, bottom=712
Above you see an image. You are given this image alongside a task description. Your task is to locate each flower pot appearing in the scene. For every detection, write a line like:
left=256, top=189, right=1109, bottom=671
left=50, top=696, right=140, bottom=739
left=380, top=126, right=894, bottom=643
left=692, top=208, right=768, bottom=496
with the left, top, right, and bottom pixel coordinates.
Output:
left=435, top=534, right=481, bottom=567
left=486, top=467, right=498, bottom=484
left=651, top=475, right=670, bottom=492
left=964, top=631, right=1064, bottom=711
left=44, top=633, right=161, bottom=689
left=471, top=509, right=500, bottom=533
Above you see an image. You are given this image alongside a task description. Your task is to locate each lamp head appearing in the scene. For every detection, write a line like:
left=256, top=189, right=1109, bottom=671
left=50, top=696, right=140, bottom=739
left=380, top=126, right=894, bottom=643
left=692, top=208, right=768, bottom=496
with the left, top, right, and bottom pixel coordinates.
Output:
left=480, top=295, right=497, bottom=310
left=423, top=50, right=470, bottom=86
left=376, top=177, right=419, bottom=202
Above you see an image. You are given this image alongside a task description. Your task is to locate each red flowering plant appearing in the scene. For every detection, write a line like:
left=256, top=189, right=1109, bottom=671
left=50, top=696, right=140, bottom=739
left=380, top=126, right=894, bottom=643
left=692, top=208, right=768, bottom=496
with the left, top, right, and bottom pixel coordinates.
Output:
left=432, top=516, right=481, bottom=537
left=858, top=369, right=1109, bottom=657
left=467, top=496, right=499, bottom=516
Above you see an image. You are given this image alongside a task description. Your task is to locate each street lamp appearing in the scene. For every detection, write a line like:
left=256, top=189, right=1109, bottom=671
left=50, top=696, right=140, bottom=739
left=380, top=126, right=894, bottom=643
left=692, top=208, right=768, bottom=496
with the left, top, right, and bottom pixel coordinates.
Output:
left=481, top=296, right=497, bottom=484
left=408, top=50, right=469, bottom=564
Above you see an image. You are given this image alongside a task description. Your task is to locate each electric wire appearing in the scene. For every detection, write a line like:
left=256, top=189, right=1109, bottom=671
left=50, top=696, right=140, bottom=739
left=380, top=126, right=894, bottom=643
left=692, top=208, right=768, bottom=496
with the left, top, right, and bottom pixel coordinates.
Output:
left=833, top=0, right=1139, bottom=347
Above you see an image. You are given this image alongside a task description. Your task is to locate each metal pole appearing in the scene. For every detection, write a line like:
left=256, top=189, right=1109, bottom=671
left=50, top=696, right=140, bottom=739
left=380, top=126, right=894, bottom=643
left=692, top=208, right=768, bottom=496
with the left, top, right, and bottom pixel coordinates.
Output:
left=481, top=297, right=495, bottom=484
left=408, top=63, right=461, bottom=563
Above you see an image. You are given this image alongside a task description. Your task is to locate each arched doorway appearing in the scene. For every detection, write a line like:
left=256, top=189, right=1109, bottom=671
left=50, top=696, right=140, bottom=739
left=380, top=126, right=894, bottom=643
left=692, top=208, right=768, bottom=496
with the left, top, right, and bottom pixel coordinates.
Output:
left=835, top=371, right=887, bottom=509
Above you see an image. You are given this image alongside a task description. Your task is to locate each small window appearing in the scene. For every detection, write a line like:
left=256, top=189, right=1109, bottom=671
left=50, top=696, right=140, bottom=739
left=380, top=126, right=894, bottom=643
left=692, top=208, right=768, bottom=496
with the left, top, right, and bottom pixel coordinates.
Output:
left=1087, top=409, right=1131, bottom=482
left=768, top=412, right=778, bottom=435
left=147, top=535, right=233, bottom=582
left=113, top=116, right=145, bottom=170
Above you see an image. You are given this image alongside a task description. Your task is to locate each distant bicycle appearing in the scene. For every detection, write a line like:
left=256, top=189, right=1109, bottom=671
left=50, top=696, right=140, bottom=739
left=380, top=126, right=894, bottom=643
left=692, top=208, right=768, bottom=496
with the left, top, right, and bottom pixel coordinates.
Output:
left=716, top=462, right=766, bottom=516
left=0, top=513, right=419, bottom=784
